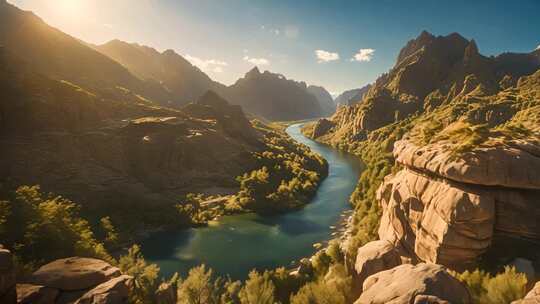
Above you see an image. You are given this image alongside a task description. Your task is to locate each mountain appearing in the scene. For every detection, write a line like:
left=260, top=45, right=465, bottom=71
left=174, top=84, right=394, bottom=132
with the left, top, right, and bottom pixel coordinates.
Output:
left=334, top=84, right=371, bottom=106
left=225, top=67, right=324, bottom=121
left=0, top=1, right=170, bottom=104
left=305, top=31, right=540, bottom=284
left=94, top=40, right=227, bottom=106
left=314, top=31, right=540, bottom=142
left=306, top=85, right=336, bottom=116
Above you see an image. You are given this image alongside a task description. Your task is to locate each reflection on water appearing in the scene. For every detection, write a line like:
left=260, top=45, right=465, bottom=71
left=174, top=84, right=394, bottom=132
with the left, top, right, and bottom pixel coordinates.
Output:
left=141, top=123, right=363, bottom=279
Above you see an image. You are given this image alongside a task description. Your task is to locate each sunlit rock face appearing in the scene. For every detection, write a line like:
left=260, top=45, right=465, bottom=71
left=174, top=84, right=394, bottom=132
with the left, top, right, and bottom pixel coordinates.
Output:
left=355, top=263, right=471, bottom=304
left=17, top=257, right=132, bottom=304
left=376, top=139, right=540, bottom=270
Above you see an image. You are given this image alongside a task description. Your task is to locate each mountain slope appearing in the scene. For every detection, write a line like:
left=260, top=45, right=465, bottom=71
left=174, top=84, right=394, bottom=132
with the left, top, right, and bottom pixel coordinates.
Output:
left=334, top=84, right=371, bottom=106
left=225, top=67, right=324, bottom=121
left=0, top=1, right=170, bottom=103
left=94, top=40, right=227, bottom=106
left=304, top=31, right=540, bottom=274
left=307, top=85, right=336, bottom=116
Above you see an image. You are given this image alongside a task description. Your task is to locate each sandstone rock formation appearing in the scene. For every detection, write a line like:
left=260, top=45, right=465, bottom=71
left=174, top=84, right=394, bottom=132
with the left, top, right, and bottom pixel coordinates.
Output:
left=353, top=240, right=402, bottom=293
left=30, top=258, right=121, bottom=291
left=17, top=257, right=132, bottom=304
left=377, top=139, right=540, bottom=270
left=0, top=246, right=16, bottom=304
left=513, top=281, right=540, bottom=304
left=355, top=263, right=471, bottom=304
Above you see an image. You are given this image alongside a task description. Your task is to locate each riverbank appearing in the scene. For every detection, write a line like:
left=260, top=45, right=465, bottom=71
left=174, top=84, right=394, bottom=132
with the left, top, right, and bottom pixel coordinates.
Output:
left=140, top=123, right=363, bottom=279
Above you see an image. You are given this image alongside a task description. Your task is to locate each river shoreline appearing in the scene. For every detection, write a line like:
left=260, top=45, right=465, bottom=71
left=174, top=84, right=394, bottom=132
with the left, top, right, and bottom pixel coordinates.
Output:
left=140, top=123, right=363, bottom=279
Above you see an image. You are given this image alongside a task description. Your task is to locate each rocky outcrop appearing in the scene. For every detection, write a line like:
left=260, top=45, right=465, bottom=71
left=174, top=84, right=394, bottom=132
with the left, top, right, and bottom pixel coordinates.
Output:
left=353, top=240, right=402, bottom=296
left=17, top=257, right=132, bottom=304
left=30, top=258, right=121, bottom=291
left=376, top=139, right=540, bottom=270
left=311, top=119, right=335, bottom=138
left=513, top=282, right=540, bottom=304
left=0, top=246, right=16, bottom=304
left=355, top=263, right=471, bottom=304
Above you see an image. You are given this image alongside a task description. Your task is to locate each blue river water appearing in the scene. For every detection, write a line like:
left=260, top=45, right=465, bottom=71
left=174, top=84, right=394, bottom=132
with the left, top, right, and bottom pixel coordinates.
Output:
left=142, top=123, right=362, bottom=279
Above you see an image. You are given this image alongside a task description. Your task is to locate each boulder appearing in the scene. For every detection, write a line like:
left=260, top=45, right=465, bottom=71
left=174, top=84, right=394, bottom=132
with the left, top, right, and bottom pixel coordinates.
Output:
left=30, top=257, right=121, bottom=291
left=16, top=284, right=59, bottom=304
left=74, top=275, right=132, bottom=304
left=512, top=281, right=540, bottom=304
left=355, top=263, right=471, bottom=304
left=0, top=246, right=16, bottom=304
left=353, top=240, right=402, bottom=292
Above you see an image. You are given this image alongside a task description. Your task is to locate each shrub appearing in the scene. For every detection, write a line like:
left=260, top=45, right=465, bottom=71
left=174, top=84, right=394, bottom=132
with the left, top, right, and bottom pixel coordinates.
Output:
left=452, top=266, right=528, bottom=304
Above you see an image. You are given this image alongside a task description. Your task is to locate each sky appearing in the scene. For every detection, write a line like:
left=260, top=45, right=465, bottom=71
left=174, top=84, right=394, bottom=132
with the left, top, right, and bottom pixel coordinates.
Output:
left=9, top=0, right=540, bottom=96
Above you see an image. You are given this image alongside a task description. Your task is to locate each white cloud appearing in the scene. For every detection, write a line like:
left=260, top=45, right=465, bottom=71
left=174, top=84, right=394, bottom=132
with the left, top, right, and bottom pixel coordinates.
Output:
left=243, top=56, right=270, bottom=66
left=536, top=44, right=540, bottom=50
left=351, top=49, right=375, bottom=62
left=184, top=55, right=228, bottom=73
left=103, top=23, right=113, bottom=29
left=315, top=50, right=340, bottom=63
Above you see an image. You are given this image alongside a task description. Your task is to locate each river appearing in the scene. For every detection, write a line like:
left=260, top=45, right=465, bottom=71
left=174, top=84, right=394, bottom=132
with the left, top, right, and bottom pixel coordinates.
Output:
left=141, top=123, right=363, bottom=279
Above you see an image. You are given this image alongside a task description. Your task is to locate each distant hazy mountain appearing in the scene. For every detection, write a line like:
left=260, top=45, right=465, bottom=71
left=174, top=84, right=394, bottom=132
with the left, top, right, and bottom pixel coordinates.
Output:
left=225, top=67, right=324, bottom=121
left=0, top=1, right=170, bottom=103
left=334, top=84, right=372, bottom=106
left=95, top=40, right=227, bottom=106
left=307, top=85, right=336, bottom=116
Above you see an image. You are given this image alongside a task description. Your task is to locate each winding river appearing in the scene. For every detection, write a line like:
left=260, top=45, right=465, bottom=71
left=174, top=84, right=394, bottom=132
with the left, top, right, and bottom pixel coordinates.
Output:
left=142, top=123, right=363, bottom=279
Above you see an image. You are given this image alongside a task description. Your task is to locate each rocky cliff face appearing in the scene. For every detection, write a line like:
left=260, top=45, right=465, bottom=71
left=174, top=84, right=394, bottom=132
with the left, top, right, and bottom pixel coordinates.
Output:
left=377, top=139, right=540, bottom=270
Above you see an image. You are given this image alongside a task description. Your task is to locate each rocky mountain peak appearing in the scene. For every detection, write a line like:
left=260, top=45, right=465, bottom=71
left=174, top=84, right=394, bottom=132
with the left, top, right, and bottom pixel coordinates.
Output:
left=464, top=39, right=480, bottom=61
left=245, top=66, right=261, bottom=79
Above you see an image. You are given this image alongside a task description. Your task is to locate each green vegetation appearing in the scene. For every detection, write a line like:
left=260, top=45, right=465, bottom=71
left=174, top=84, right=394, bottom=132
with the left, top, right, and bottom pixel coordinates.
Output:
left=0, top=185, right=112, bottom=273
left=451, top=266, right=528, bottom=304
left=231, top=127, right=328, bottom=213
left=119, top=244, right=160, bottom=304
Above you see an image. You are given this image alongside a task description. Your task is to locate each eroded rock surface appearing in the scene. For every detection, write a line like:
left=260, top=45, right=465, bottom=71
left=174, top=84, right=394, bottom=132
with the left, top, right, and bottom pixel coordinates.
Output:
left=355, top=263, right=470, bottom=304
left=30, top=258, right=121, bottom=291
left=512, top=281, right=540, bottom=304
left=376, top=140, right=540, bottom=270
left=353, top=240, right=402, bottom=293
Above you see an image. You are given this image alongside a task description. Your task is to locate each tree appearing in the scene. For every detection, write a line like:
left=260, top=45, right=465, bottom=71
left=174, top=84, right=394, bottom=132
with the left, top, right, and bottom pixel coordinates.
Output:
left=239, top=270, right=275, bottom=304
left=118, top=244, right=160, bottom=304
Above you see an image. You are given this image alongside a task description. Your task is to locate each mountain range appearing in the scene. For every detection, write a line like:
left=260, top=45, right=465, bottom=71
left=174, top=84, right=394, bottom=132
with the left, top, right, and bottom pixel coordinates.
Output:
left=0, top=0, right=335, bottom=121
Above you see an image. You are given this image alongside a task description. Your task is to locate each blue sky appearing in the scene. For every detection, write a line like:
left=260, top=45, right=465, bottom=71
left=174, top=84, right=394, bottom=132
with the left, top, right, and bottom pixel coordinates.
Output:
left=9, top=0, right=540, bottom=95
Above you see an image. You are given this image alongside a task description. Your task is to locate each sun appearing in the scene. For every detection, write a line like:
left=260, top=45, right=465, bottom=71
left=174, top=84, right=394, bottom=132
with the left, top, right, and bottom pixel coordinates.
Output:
left=55, top=0, right=86, bottom=18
